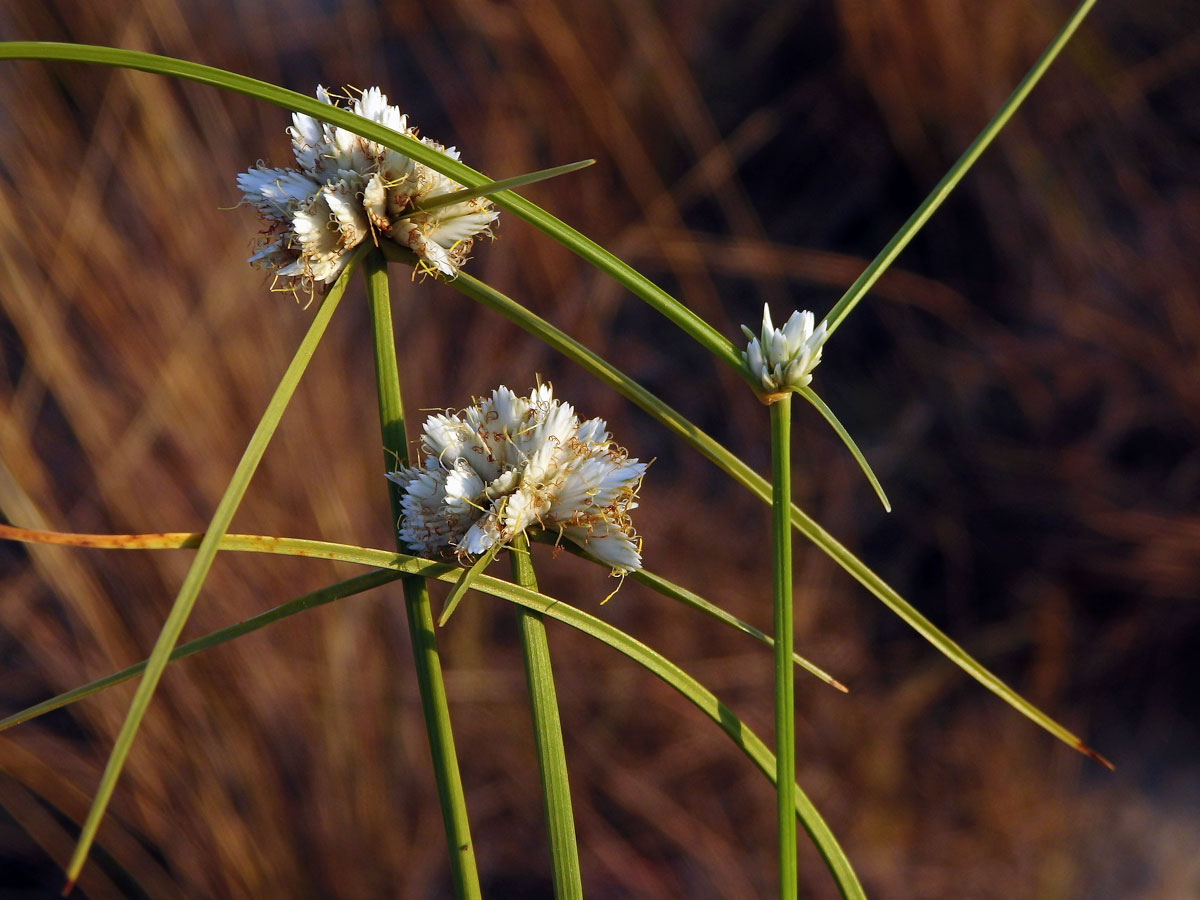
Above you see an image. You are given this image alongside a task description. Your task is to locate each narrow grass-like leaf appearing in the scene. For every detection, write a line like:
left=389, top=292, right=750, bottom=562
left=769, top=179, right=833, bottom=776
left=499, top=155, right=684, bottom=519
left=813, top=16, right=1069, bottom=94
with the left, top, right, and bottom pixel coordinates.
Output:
left=364, top=252, right=482, bottom=900
left=0, top=569, right=402, bottom=732
left=438, top=540, right=503, bottom=627
left=819, top=0, right=1098, bottom=340
left=509, top=532, right=582, bottom=900
left=0, top=531, right=865, bottom=899
left=60, top=243, right=366, bottom=892
left=797, top=386, right=891, bottom=513
left=388, top=253, right=1107, bottom=763
left=410, top=159, right=595, bottom=214
left=771, top=397, right=798, bottom=899
left=538, top=534, right=847, bottom=692
left=0, top=520, right=846, bottom=694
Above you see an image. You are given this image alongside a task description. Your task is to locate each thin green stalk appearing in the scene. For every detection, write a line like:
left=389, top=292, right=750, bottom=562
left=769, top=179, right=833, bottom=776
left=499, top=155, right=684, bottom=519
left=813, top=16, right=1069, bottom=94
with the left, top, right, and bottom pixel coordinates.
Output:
left=771, top=397, right=797, bottom=899
left=364, top=252, right=481, bottom=900
left=411, top=159, right=595, bottom=214
left=509, top=533, right=583, bottom=899
left=61, top=244, right=366, bottom=892
left=438, top=540, right=503, bottom=627
left=821, top=0, right=1097, bottom=340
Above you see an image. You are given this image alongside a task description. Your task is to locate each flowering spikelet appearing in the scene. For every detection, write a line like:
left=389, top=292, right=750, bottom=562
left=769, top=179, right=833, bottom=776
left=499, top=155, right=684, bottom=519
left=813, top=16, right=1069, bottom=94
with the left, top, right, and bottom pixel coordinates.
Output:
left=741, top=304, right=826, bottom=393
left=237, top=86, right=497, bottom=296
left=387, top=384, right=647, bottom=574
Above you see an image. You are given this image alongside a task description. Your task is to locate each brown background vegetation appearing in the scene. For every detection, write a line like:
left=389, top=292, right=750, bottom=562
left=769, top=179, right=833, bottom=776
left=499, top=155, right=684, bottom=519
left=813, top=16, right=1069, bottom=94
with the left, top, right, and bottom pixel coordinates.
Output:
left=0, top=0, right=1197, bottom=897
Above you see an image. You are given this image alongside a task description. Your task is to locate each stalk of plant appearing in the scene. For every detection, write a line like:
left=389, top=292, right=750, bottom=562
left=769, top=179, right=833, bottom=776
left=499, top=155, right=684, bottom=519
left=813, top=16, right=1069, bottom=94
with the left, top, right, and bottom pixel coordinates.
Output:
left=771, top=395, right=798, bottom=898
left=364, top=251, right=482, bottom=900
left=60, top=243, right=367, bottom=893
left=741, top=305, right=831, bottom=898
left=509, top=532, right=584, bottom=899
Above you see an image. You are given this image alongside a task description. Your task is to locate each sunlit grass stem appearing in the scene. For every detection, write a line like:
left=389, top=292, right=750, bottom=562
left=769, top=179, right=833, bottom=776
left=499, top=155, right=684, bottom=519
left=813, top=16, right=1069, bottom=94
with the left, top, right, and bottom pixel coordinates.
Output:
left=509, top=532, right=583, bottom=899
left=60, top=244, right=367, bottom=893
left=364, top=252, right=482, bottom=900
left=771, top=396, right=798, bottom=899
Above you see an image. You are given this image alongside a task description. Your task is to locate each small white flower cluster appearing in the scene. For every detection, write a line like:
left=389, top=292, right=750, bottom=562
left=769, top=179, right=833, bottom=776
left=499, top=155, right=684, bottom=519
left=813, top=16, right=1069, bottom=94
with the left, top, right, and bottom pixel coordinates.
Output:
left=238, top=86, right=497, bottom=293
left=741, top=304, right=826, bottom=394
left=387, top=384, right=647, bottom=574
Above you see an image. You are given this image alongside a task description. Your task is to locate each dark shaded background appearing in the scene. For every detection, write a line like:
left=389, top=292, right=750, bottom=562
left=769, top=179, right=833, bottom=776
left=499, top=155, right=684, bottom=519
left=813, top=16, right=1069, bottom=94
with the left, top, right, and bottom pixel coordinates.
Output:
left=1, top=1, right=1197, bottom=897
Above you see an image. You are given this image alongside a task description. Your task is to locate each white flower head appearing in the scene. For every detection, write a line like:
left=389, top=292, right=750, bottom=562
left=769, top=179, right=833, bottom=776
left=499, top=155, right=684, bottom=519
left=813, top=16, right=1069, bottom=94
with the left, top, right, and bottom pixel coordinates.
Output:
left=386, top=384, right=648, bottom=575
left=238, top=86, right=498, bottom=297
left=741, top=304, right=827, bottom=394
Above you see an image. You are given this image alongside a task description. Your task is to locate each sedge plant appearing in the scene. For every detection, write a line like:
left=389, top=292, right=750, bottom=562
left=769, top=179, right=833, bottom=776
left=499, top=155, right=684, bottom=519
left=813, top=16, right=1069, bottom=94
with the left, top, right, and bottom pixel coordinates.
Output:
left=0, top=2, right=1110, bottom=896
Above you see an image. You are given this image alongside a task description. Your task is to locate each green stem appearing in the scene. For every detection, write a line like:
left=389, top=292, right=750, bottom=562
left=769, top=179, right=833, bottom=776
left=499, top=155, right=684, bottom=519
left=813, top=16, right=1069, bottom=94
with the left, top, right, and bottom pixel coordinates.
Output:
left=771, top=397, right=797, bottom=899
left=537, top=535, right=847, bottom=693
left=364, top=252, right=481, bottom=900
left=410, top=159, right=595, bottom=214
left=61, top=244, right=366, bottom=892
left=509, top=532, right=583, bottom=899
left=795, top=386, right=890, bottom=513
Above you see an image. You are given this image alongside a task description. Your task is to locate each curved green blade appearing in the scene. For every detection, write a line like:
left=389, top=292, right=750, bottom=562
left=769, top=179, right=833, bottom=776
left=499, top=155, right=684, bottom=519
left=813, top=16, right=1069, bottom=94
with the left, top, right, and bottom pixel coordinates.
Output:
left=438, top=540, right=503, bottom=627
left=796, top=386, right=890, bottom=513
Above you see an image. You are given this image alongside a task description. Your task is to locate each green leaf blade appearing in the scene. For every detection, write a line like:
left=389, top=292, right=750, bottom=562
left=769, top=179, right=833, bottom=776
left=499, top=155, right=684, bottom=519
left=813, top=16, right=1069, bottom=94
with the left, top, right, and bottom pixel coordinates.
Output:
left=438, top=541, right=503, bottom=627
left=797, top=386, right=891, bottom=513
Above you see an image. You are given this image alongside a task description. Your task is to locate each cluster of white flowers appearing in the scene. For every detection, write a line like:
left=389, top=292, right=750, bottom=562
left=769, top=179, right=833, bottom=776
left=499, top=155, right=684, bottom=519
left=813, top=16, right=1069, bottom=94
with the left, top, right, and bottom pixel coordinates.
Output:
left=387, top=384, right=647, bottom=574
left=238, top=86, right=497, bottom=293
left=741, top=304, right=826, bottom=394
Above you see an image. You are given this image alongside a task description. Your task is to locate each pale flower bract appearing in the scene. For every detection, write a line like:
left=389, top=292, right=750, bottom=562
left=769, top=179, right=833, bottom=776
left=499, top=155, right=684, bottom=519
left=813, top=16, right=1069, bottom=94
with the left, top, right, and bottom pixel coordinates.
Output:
left=741, top=304, right=827, bottom=393
left=237, top=86, right=497, bottom=294
left=387, top=384, right=647, bottom=575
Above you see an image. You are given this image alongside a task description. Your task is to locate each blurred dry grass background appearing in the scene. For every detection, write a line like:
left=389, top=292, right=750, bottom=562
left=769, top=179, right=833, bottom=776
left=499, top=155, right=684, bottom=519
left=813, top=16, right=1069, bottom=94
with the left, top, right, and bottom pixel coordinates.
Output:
left=0, top=0, right=1197, bottom=897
